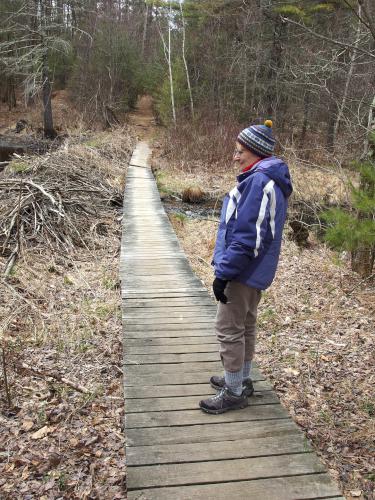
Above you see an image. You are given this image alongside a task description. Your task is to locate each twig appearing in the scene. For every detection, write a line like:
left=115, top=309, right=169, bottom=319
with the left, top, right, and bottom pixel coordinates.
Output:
left=197, top=256, right=212, bottom=267
left=19, top=362, right=90, bottom=394
left=1, top=346, right=12, bottom=407
left=1, top=279, right=49, bottom=318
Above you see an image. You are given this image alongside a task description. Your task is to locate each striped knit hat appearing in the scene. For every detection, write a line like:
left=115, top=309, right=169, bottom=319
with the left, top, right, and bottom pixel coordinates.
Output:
left=237, top=120, right=275, bottom=158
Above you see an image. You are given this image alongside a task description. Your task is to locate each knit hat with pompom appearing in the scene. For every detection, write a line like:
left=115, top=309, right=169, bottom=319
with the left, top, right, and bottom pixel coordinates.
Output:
left=237, top=120, right=275, bottom=158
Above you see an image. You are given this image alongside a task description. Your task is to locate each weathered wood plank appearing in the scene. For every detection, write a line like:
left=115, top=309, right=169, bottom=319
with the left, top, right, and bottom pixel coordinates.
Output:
left=124, top=321, right=215, bottom=329
left=124, top=370, right=265, bottom=387
left=126, top=431, right=309, bottom=465
left=123, top=310, right=216, bottom=320
left=124, top=336, right=218, bottom=346
left=122, top=291, right=209, bottom=299
left=125, top=404, right=288, bottom=429
left=124, top=322, right=215, bottom=332
left=126, top=418, right=296, bottom=446
left=123, top=304, right=216, bottom=314
left=126, top=391, right=279, bottom=413
left=124, top=352, right=219, bottom=363
left=124, top=316, right=215, bottom=326
left=127, top=453, right=325, bottom=489
left=127, top=474, right=342, bottom=500
left=123, top=297, right=215, bottom=307
left=126, top=361, right=259, bottom=376
left=124, top=328, right=215, bottom=338
left=125, top=380, right=272, bottom=399
left=124, top=343, right=219, bottom=354
left=125, top=363, right=222, bottom=376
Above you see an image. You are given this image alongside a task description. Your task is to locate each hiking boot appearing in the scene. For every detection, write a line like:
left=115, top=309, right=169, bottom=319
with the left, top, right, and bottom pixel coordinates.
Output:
left=210, top=375, right=254, bottom=397
left=199, top=387, right=248, bottom=414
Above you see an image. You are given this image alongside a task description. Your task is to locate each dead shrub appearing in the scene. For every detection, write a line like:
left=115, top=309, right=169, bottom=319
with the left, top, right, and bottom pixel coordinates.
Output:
left=182, top=186, right=205, bottom=203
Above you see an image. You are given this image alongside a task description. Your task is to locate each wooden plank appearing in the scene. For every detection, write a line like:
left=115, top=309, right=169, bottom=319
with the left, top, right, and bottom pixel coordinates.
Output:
left=121, top=287, right=207, bottom=300
left=124, top=322, right=215, bottom=331
left=124, top=343, right=219, bottom=354
left=124, top=336, right=218, bottom=346
left=124, top=352, right=219, bottom=363
left=124, top=329, right=215, bottom=338
left=124, top=317, right=215, bottom=326
left=124, top=371, right=266, bottom=387
left=123, top=308, right=217, bottom=318
left=127, top=474, right=342, bottom=500
left=125, top=404, right=289, bottom=429
left=126, top=391, right=279, bottom=413
left=123, top=298, right=215, bottom=307
left=123, top=284, right=206, bottom=292
left=127, top=453, right=325, bottom=489
left=126, top=418, right=296, bottom=446
left=126, top=431, right=310, bottom=465
left=126, top=361, right=258, bottom=375
left=125, top=380, right=272, bottom=399
left=125, top=363, right=222, bottom=376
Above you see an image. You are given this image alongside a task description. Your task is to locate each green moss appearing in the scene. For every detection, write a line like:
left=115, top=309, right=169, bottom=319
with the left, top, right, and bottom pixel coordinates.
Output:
left=11, top=161, right=29, bottom=173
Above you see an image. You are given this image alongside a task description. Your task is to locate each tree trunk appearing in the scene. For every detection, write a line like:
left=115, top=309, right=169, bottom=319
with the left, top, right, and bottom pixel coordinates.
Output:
left=300, top=90, right=310, bottom=147
left=180, top=0, right=194, bottom=119
left=168, top=2, right=176, bottom=124
left=141, top=3, right=149, bottom=56
left=6, top=77, right=16, bottom=110
left=363, top=95, right=375, bottom=158
left=265, top=16, right=285, bottom=118
left=42, top=51, right=56, bottom=139
left=351, top=247, right=375, bottom=277
left=333, top=5, right=362, bottom=147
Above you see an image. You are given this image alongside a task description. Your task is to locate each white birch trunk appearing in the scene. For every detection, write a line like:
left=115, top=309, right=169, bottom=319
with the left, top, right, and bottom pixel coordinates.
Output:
left=179, top=0, right=194, bottom=118
left=363, top=95, right=375, bottom=158
left=168, top=1, right=176, bottom=124
left=141, top=3, right=149, bottom=57
left=333, top=5, right=362, bottom=145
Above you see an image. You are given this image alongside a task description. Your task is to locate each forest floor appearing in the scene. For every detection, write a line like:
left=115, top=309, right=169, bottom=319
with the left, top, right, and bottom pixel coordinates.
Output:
left=0, top=93, right=139, bottom=499
left=150, top=123, right=375, bottom=498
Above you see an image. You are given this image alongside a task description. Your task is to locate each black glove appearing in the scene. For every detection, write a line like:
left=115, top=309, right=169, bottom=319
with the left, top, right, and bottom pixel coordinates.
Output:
left=213, top=277, right=228, bottom=304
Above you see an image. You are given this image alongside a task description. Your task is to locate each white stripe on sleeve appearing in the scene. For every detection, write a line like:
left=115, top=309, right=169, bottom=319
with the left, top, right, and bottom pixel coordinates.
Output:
left=254, top=180, right=275, bottom=257
left=225, top=186, right=242, bottom=223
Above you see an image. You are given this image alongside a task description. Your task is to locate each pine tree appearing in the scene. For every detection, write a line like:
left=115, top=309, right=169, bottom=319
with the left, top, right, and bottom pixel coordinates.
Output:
left=323, top=156, right=375, bottom=277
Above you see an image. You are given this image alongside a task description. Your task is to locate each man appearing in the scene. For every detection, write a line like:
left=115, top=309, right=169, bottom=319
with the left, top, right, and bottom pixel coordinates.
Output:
left=199, top=120, right=293, bottom=414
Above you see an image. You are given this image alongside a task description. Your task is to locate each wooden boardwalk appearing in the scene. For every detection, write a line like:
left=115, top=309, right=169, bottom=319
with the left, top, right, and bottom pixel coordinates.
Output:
left=121, top=142, right=344, bottom=499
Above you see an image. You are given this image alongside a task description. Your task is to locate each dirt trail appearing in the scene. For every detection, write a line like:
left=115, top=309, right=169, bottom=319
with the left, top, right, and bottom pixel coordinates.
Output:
left=128, top=95, right=156, bottom=141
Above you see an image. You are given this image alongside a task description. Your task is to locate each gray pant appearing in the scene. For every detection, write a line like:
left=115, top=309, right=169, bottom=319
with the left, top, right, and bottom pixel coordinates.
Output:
left=215, top=281, right=261, bottom=373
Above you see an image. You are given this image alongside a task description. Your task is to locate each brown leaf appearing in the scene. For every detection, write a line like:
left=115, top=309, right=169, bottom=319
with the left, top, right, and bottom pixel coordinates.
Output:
left=21, top=419, right=34, bottom=431
left=31, top=425, right=55, bottom=440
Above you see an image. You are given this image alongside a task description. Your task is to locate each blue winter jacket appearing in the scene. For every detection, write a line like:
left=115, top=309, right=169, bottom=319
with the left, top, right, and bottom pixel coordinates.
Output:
left=213, top=156, right=293, bottom=290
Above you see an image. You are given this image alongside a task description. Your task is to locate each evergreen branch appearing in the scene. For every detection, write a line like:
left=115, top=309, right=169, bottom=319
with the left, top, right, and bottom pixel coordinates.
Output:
left=281, top=15, right=375, bottom=60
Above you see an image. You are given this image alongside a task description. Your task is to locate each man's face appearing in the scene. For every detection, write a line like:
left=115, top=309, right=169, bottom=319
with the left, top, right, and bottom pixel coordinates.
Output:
left=233, top=141, right=256, bottom=169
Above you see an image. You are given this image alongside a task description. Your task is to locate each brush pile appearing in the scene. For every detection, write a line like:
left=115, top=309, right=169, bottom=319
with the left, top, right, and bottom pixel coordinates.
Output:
left=0, top=131, right=133, bottom=275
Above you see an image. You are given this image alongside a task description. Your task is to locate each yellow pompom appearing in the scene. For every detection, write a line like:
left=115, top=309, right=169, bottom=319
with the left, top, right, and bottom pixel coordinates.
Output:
left=264, top=119, right=273, bottom=128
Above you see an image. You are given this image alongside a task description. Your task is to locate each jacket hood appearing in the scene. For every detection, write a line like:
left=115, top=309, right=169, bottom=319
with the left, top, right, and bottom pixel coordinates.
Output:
left=238, top=156, right=293, bottom=198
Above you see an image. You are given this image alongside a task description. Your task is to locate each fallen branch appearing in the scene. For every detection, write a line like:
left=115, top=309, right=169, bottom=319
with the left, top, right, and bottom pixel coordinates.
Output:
left=18, top=362, right=90, bottom=394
